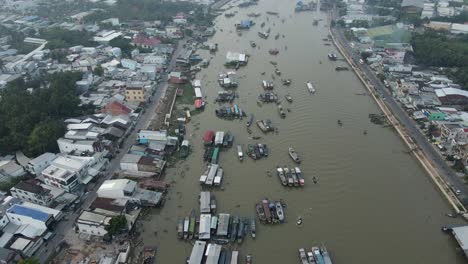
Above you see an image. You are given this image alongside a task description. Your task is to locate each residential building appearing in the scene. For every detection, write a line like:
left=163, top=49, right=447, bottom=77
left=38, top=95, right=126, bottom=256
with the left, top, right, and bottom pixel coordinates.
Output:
left=102, top=100, right=132, bottom=116
left=97, top=179, right=163, bottom=206
left=93, top=30, right=122, bottom=44
left=401, top=0, right=424, bottom=14
left=132, top=35, right=161, bottom=49
left=57, top=138, right=104, bottom=154
left=125, top=86, right=146, bottom=102
left=121, top=59, right=138, bottom=70
left=26, top=153, right=56, bottom=176
left=42, top=165, right=80, bottom=192
left=10, top=180, right=53, bottom=206
left=6, top=204, right=55, bottom=230
left=76, top=210, right=111, bottom=236
left=0, top=159, right=25, bottom=181
left=435, top=88, right=468, bottom=106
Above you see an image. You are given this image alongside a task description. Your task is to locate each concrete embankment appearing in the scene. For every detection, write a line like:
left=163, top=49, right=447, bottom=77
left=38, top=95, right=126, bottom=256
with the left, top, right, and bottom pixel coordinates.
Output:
left=329, top=28, right=468, bottom=217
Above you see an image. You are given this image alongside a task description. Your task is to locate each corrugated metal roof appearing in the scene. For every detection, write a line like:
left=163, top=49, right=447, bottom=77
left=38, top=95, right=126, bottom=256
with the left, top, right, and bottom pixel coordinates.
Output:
left=7, top=204, right=51, bottom=222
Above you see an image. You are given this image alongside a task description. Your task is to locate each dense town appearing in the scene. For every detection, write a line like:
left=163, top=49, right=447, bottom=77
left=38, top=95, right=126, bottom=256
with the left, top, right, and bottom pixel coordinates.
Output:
left=0, top=0, right=467, bottom=263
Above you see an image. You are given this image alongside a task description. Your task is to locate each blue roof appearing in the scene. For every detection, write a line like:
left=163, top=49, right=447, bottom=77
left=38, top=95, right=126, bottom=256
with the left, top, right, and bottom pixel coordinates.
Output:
left=7, top=205, right=51, bottom=222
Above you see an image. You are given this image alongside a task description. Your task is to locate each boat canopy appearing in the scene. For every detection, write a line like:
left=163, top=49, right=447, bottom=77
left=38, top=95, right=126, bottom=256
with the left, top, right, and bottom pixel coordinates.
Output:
left=188, top=240, right=206, bottom=264
left=204, top=130, right=214, bottom=143
left=200, top=191, right=211, bottom=213
left=199, top=214, right=211, bottom=240
left=216, top=213, right=230, bottom=236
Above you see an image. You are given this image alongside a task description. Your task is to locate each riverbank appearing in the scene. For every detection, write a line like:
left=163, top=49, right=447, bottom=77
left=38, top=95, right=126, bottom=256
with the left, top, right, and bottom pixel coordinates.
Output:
left=328, top=24, right=468, bottom=217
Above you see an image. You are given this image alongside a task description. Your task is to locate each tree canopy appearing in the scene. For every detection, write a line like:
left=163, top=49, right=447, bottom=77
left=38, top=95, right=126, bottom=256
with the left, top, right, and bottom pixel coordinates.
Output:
left=40, top=28, right=97, bottom=49
left=105, top=215, right=127, bottom=236
left=411, top=30, right=468, bottom=89
left=0, top=72, right=94, bottom=156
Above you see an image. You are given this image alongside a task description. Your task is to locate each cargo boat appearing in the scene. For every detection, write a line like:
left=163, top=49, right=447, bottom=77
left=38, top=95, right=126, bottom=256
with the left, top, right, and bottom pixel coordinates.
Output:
left=284, top=167, right=294, bottom=186
left=276, top=167, right=287, bottom=186
left=291, top=168, right=299, bottom=186
left=230, top=215, right=239, bottom=242
left=275, top=201, right=284, bottom=222
left=183, top=216, right=190, bottom=239
left=255, top=203, right=266, bottom=222
left=299, top=248, right=309, bottom=264
left=295, top=167, right=305, bottom=186
left=289, top=147, right=301, bottom=163
left=250, top=218, right=256, bottom=238
left=188, top=209, right=196, bottom=239
left=237, top=145, right=244, bottom=161
left=237, top=218, right=245, bottom=243
left=262, top=199, right=272, bottom=223
left=177, top=218, right=184, bottom=239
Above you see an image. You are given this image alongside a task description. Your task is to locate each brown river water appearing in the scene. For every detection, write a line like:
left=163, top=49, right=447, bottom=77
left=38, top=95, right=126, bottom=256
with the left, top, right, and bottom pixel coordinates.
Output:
left=137, top=0, right=466, bottom=263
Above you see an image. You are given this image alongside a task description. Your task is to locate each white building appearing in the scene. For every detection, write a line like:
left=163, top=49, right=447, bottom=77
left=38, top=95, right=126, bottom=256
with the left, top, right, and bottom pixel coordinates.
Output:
left=93, top=30, right=123, bottom=44
left=76, top=211, right=111, bottom=236
left=26, top=153, right=56, bottom=176
left=10, top=180, right=54, bottom=206
left=143, top=55, right=167, bottom=65
left=97, top=179, right=163, bottom=206
left=57, top=138, right=96, bottom=154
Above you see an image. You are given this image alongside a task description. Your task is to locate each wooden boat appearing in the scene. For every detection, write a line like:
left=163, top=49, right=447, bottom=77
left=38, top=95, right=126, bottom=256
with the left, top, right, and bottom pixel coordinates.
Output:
left=299, top=248, right=309, bottom=264
left=177, top=218, right=184, bottom=239
left=188, top=209, right=196, bottom=239
left=275, top=201, right=284, bottom=222
left=295, top=167, right=305, bottom=186
left=262, top=199, right=272, bottom=223
left=289, top=147, right=301, bottom=163
left=142, top=247, right=156, bottom=264
left=335, top=66, right=349, bottom=71
left=231, top=215, right=239, bottom=242
left=278, top=105, right=286, bottom=118
left=284, top=94, right=293, bottom=102
left=275, top=69, right=281, bottom=76
left=291, top=168, right=299, bottom=186
left=237, top=218, right=245, bottom=243
left=282, top=79, right=291, bottom=85
left=256, top=203, right=266, bottom=222
left=250, top=41, right=256, bottom=47
left=183, top=216, right=189, bottom=239
left=337, top=119, right=342, bottom=126
left=250, top=218, right=256, bottom=238
left=284, top=167, right=293, bottom=186
left=246, top=254, right=252, bottom=264
left=237, top=145, right=244, bottom=161
left=276, top=166, right=287, bottom=186
left=247, top=114, right=254, bottom=127
left=306, top=81, right=316, bottom=93
left=256, top=120, right=268, bottom=132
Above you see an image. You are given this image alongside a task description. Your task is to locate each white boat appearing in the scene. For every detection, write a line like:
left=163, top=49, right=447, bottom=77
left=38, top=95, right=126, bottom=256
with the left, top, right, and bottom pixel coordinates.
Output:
left=237, top=145, right=244, bottom=161
left=275, top=201, right=284, bottom=222
left=306, top=81, right=316, bottom=93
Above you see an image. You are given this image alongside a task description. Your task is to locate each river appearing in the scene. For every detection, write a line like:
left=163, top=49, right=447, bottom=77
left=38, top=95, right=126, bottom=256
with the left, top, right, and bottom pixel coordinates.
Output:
left=137, top=0, right=466, bottom=263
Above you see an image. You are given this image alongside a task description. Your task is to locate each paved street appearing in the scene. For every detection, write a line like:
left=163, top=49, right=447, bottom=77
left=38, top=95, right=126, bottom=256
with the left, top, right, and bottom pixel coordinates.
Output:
left=331, top=24, right=468, bottom=202
left=34, top=40, right=187, bottom=263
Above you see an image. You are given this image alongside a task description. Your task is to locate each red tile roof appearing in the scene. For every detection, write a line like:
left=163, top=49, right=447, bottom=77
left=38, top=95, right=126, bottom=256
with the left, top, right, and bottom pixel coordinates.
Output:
left=132, top=35, right=161, bottom=48
left=102, top=101, right=131, bottom=116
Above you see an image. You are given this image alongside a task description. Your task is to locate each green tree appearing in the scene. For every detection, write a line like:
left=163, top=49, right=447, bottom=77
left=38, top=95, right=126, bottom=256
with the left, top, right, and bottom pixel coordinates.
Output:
left=105, top=215, right=127, bottom=236
left=109, top=36, right=133, bottom=58
left=27, top=120, right=64, bottom=154
left=93, top=65, right=104, bottom=76
left=19, top=257, right=40, bottom=264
